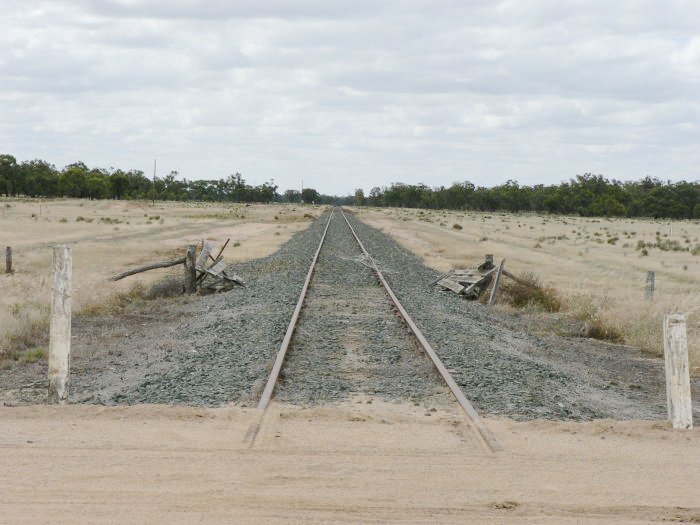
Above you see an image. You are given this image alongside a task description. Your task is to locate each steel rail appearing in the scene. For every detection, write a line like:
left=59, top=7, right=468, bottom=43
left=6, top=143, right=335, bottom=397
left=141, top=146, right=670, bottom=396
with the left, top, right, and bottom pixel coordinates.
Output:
left=244, top=209, right=334, bottom=444
left=339, top=208, right=502, bottom=452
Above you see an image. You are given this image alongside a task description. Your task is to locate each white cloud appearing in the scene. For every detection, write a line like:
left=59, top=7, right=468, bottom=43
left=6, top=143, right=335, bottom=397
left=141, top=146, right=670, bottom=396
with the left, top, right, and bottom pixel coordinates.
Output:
left=1, top=0, right=699, bottom=193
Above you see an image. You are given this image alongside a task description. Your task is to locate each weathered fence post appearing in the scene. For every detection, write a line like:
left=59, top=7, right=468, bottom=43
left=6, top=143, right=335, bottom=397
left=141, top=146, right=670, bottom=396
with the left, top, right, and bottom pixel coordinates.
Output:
left=48, top=245, right=71, bottom=404
left=645, top=271, right=655, bottom=301
left=663, top=313, right=693, bottom=430
left=184, top=244, right=197, bottom=294
left=5, top=246, right=12, bottom=274
left=488, top=259, right=505, bottom=306
left=485, top=254, right=494, bottom=267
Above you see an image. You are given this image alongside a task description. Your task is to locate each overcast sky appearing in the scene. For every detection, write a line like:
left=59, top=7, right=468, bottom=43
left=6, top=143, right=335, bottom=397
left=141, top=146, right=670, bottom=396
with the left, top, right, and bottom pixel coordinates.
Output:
left=2, top=1, right=699, bottom=194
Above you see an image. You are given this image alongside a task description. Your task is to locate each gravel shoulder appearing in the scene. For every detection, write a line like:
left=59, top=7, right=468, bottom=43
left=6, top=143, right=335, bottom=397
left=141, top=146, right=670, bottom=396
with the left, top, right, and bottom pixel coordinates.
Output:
left=343, top=210, right=699, bottom=421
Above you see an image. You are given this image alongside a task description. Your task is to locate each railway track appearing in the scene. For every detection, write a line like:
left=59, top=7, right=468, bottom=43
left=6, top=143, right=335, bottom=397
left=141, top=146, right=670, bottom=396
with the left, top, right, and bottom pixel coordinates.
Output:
left=245, top=208, right=501, bottom=452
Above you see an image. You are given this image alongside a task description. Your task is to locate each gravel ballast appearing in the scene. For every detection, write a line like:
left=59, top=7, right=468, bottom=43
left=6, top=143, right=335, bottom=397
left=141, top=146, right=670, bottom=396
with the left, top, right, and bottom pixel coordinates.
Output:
left=274, top=210, right=446, bottom=405
left=343, top=210, right=691, bottom=420
left=3, top=208, right=698, bottom=422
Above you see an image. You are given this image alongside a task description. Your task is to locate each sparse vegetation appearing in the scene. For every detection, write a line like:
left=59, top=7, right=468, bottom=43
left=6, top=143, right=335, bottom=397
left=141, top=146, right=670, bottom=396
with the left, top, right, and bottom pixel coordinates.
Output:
left=499, top=272, right=561, bottom=312
left=356, top=206, right=700, bottom=373
left=0, top=198, right=323, bottom=364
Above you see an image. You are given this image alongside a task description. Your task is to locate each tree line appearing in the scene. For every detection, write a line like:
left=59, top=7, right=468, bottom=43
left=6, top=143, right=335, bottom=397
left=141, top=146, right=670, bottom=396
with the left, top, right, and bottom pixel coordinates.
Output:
left=0, top=154, right=333, bottom=204
left=2, top=153, right=699, bottom=218
left=353, top=175, right=700, bottom=219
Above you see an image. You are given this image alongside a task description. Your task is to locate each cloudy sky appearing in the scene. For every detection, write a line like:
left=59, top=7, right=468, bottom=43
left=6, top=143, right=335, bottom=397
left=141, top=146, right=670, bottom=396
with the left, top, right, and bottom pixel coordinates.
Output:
left=2, top=1, right=699, bottom=194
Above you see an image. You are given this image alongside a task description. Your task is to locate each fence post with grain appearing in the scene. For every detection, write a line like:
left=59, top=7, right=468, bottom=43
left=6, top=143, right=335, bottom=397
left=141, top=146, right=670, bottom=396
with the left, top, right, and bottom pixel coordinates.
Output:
left=48, top=245, right=72, bottom=404
left=662, top=313, right=693, bottom=430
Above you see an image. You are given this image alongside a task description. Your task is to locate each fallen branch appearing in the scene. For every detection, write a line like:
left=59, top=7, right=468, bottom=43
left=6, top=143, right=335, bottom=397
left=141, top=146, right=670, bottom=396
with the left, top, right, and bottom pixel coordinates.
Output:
left=108, top=257, right=185, bottom=281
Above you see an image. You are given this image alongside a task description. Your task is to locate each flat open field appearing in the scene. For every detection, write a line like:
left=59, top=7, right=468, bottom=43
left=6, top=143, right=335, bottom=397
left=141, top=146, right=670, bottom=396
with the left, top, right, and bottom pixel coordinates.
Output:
left=353, top=206, right=700, bottom=371
left=1, top=203, right=698, bottom=524
left=0, top=198, right=321, bottom=362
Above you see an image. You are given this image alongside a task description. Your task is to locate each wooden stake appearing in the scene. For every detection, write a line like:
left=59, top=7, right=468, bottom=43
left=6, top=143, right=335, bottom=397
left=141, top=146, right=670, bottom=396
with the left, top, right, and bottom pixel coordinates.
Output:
left=212, top=238, right=230, bottom=262
left=5, top=246, right=12, bottom=274
left=48, top=245, right=71, bottom=404
left=184, top=244, right=197, bottom=294
left=645, top=271, right=655, bottom=301
left=488, top=259, right=505, bottom=306
left=663, top=313, right=693, bottom=430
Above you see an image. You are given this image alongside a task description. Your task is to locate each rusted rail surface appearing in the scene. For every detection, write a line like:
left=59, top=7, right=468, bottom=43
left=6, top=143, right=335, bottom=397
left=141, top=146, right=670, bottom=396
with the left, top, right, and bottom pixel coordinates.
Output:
left=245, top=207, right=501, bottom=453
left=340, top=209, right=501, bottom=452
left=244, top=210, right=334, bottom=444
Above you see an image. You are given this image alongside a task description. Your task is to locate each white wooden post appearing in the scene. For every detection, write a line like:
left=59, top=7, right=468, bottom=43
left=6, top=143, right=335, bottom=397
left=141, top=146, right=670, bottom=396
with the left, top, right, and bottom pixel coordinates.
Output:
left=663, top=313, right=693, bottom=429
left=48, top=245, right=71, bottom=404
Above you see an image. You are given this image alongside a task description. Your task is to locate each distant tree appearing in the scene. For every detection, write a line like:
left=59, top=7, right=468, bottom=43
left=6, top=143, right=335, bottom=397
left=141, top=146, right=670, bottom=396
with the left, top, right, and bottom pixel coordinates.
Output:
left=255, top=180, right=278, bottom=203
left=86, top=169, right=110, bottom=199
left=283, top=189, right=301, bottom=203
left=694, top=203, right=700, bottom=219
left=110, top=171, right=129, bottom=199
left=354, top=188, right=365, bottom=206
left=59, top=162, right=89, bottom=198
left=368, top=186, right=383, bottom=206
left=590, top=194, right=626, bottom=217
left=0, top=154, right=18, bottom=196
left=301, top=187, right=320, bottom=204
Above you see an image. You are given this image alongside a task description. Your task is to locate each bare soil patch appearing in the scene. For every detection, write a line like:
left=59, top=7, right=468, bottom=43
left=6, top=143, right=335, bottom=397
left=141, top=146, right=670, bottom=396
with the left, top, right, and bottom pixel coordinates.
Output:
left=1, top=402, right=698, bottom=524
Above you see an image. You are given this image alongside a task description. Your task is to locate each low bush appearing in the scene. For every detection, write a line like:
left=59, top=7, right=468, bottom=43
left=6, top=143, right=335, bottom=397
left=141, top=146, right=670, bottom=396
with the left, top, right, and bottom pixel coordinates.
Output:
left=143, top=277, right=184, bottom=300
left=583, top=317, right=624, bottom=342
left=499, top=272, right=561, bottom=312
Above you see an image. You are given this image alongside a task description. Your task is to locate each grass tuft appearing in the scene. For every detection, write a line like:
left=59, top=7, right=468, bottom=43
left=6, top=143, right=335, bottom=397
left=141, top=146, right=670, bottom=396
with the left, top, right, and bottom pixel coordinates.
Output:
left=499, top=272, right=561, bottom=312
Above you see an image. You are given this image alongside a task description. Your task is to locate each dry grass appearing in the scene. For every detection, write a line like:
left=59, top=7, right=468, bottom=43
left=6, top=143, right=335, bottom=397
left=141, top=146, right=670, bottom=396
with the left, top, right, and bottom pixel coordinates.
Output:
left=498, top=272, right=561, bottom=313
left=0, top=198, right=323, bottom=363
left=354, top=206, right=700, bottom=374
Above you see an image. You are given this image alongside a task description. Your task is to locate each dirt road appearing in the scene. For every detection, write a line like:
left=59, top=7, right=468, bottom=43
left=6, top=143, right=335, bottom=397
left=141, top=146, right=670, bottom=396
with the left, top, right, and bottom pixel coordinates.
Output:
left=1, top=402, right=698, bottom=524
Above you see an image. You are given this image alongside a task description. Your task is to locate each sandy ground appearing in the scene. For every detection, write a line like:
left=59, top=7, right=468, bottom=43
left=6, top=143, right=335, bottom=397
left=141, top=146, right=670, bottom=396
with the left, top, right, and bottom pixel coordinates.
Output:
left=1, top=401, right=698, bottom=524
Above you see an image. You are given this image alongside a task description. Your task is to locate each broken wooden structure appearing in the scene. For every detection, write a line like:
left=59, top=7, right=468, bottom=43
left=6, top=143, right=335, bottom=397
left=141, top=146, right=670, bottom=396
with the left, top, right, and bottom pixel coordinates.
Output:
left=109, top=238, right=244, bottom=294
left=435, top=254, right=511, bottom=305
left=193, top=239, right=245, bottom=294
left=434, top=254, right=497, bottom=300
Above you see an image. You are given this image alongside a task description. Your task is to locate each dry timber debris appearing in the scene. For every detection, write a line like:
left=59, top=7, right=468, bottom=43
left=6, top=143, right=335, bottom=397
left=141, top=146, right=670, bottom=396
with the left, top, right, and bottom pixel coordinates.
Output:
left=436, top=255, right=511, bottom=301
left=108, top=238, right=244, bottom=294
